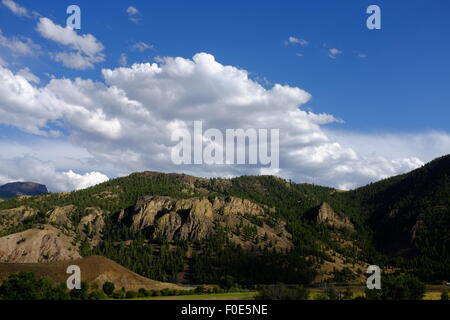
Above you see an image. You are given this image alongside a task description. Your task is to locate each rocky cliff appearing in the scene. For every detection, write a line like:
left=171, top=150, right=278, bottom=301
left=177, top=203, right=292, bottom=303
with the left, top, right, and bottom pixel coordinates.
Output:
left=315, top=202, right=354, bottom=231
left=127, top=195, right=292, bottom=251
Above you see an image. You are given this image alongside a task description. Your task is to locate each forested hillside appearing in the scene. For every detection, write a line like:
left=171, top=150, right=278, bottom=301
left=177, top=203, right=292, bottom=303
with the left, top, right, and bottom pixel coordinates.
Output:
left=1, top=156, right=450, bottom=286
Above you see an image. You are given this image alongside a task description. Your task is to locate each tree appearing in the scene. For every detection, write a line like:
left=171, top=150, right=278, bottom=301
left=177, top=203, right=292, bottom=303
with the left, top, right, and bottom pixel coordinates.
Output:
left=219, top=275, right=235, bottom=291
left=343, top=287, right=354, bottom=300
left=0, top=272, right=70, bottom=300
left=365, top=275, right=425, bottom=300
left=126, top=291, right=138, bottom=299
left=102, top=281, right=115, bottom=296
left=256, top=284, right=309, bottom=300
left=70, top=281, right=89, bottom=300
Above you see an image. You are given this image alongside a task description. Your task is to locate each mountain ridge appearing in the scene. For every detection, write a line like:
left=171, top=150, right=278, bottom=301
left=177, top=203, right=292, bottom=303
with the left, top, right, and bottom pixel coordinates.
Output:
left=0, top=155, right=449, bottom=285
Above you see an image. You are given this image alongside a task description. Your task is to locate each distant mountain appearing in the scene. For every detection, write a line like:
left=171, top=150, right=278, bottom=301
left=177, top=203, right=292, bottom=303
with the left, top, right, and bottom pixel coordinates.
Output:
left=0, top=182, right=48, bottom=199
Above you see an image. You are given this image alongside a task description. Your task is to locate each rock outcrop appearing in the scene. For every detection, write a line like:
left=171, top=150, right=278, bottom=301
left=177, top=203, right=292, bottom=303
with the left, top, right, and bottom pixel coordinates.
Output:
left=48, top=205, right=75, bottom=227
left=129, top=196, right=292, bottom=251
left=77, top=207, right=105, bottom=245
left=315, top=202, right=354, bottom=231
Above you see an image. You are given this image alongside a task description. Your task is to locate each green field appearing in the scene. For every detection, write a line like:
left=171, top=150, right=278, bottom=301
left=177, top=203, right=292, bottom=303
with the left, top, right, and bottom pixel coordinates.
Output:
left=123, top=285, right=449, bottom=301
left=132, top=292, right=257, bottom=300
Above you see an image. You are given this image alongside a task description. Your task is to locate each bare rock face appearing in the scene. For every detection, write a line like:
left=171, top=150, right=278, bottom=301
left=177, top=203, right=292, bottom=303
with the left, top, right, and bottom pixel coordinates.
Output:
left=48, top=205, right=75, bottom=228
left=0, top=225, right=80, bottom=263
left=129, top=196, right=293, bottom=251
left=77, top=207, right=105, bottom=245
left=316, top=202, right=354, bottom=231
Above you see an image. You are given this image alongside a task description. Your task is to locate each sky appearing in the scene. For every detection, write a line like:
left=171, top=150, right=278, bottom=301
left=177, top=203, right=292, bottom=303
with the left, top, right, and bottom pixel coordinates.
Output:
left=0, top=0, right=450, bottom=192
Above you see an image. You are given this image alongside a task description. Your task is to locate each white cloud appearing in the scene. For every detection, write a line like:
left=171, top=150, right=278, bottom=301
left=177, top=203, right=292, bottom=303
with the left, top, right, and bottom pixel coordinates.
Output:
left=0, top=55, right=7, bottom=66
left=286, top=36, right=308, bottom=46
left=328, top=48, right=342, bottom=59
left=0, top=65, right=121, bottom=137
left=127, top=6, right=142, bottom=23
left=53, top=52, right=102, bottom=70
left=127, top=6, right=139, bottom=15
left=0, top=53, right=444, bottom=191
left=0, top=29, right=40, bottom=55
left=1, top=0, right=29, bottom=17
left=130, top=41, right=154, bottom=52
left=0, top=156, right=108, bottom=192
left=36, top=17, right=105, bottom=69
left=60, top=170, right=109, bottom=191
left=119, top=53, right=127, bottom=66
left=17, top=67, right=40, bottom=83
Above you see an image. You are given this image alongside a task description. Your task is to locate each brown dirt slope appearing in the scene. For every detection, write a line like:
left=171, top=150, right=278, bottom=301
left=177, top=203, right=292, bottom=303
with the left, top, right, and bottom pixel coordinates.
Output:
left=0, top=255, right=186, bottom=291
left=0, top=225, right=80, bottom=263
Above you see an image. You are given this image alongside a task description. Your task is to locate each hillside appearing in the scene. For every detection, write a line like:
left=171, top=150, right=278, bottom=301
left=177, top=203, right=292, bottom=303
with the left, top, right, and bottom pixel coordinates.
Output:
left=0, top=255, right=185, bottom=291
left=0, top=155, right=449, bottom=286
left=340, top=155, right=450, bottom=280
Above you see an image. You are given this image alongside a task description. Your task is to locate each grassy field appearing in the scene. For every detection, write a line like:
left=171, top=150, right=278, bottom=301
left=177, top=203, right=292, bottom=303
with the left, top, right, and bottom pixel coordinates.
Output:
left=133, top=292, right=257, bottom=300
left=126, top=285, right=449, bottom=300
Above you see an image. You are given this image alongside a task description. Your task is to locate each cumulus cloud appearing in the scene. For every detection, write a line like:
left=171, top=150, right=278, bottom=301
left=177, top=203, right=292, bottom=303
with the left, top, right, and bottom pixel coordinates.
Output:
left=0, top=29, right=40, bottom=55
left=0, top=53, right=435, bottom=190
left=17, top=67, right=40, bottom=83
left=0, top=64, right=121, bottom=137
left=0, top=156, right=108, bottom=192
left=36, top=17, right=105, bottom=69
left=1, top=0, right=28, bottom=17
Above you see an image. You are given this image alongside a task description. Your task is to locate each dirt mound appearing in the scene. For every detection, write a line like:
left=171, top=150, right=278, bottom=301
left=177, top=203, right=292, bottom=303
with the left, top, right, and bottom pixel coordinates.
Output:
left=0, top=255, right=185, bottom=291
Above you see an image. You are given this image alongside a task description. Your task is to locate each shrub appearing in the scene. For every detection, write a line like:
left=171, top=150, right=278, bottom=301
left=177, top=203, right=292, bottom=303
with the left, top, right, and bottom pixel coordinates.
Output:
left=256, top=284, right=309, bottom=300
left=111, top=290, right=126, bottom=299
left=102, top=282, right=115, bottom=296
left=88, top=290, right=107, bottom=300
left=195, top=286, right=205, bottom=294
left=138, top=288, right=150, bottom=297
left=160, top=288, right=170, bottom=296
left=365, top=275, right=425, bottom=300
left=151, top=290, right=161, bottom=296
left=126, top=290, right=138, bottom=299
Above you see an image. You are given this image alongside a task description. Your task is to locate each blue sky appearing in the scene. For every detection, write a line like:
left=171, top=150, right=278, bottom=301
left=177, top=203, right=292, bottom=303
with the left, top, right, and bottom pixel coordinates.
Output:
left=3, top=0, right=450, bottom=132
left=1, top=0, right=450, bottom=191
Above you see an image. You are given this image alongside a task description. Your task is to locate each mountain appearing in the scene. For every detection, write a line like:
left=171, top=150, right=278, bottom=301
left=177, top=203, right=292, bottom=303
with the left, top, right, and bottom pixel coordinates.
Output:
left=0, top=156, right=449, bottom=287
left=0, top=182, right=48, bottom=199
left=341, top=155, right=450, bottom=280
